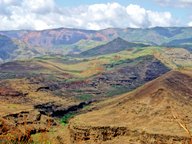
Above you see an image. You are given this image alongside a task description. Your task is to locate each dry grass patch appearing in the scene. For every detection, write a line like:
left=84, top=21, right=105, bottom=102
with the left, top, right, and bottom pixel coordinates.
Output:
left=0, top=114, right=60, bottom=144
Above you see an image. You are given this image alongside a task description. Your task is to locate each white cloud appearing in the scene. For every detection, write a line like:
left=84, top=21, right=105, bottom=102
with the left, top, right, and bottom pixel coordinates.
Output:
left=147, top=11, right=173, bottom=27
left=126, top=4, right=175, bottom=28
left=126, top=4, right=151, bottom=28
left=22, top=0, right=58, bottom=14
left=189, top=22, right=192, bottom=26
left=0, top=1, right=178, bottom=30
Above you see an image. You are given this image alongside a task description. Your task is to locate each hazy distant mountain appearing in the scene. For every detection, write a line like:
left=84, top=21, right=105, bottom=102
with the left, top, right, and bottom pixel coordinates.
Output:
left=1, top=27, right=192, bottom=49
left=0, top=34, right=51, bottom=64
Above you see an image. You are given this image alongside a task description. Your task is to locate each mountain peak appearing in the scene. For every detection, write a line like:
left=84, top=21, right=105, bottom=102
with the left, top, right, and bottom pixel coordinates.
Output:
left=79, top=37, right=147, bottom=57
left=113, top=37, right=124, bottom=41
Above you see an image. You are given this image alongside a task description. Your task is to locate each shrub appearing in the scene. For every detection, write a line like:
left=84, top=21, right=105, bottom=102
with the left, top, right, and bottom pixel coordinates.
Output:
left=0, top=115, right=59, bottom=143
left=82, top=105, right=87, bottom=108
left=158, top=98, right=192, bottom=143
left=76, top=89, right=83, bottom=92
left=60, top=113, right=77, bottom=126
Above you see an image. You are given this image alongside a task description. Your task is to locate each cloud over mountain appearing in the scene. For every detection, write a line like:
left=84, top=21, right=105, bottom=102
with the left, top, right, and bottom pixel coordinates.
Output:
left=0, top=0, right=178, bottom=30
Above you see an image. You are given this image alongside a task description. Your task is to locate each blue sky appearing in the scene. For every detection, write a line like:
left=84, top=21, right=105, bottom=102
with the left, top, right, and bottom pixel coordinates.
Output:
left=1, top=0, right=192, bottom=30
left=53, top=0, right=191, bottom=22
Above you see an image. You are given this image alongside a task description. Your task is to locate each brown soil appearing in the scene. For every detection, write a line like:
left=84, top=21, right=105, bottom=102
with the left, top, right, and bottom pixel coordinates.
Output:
left=68, top=70, right=192, bottom=143
left=1, top=69, right=192, bottom=143
left=0, top=59, right=185, bottom=144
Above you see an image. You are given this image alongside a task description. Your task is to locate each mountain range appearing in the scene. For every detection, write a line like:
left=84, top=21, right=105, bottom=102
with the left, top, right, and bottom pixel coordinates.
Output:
left=1, top=26, right=192, bottom=63
left=1, top=27, right=192, bottom=143
left=1, top=27, right=192, bottom=49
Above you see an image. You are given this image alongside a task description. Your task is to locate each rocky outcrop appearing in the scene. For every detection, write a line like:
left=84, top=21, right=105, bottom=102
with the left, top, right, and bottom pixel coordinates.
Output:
left=69, top=125, right=190, bottom=143
left=0, top=83, right=26, bottom=97
left=69, top=125, right=128, bottom=142
left=34, top=101, right=94, bottom=118
left=0, top=88, right=23, bottom=97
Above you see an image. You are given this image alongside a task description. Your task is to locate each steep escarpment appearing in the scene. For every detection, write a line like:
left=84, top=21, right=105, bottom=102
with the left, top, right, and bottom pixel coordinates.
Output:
left=20, top=29, right=96, bottom=48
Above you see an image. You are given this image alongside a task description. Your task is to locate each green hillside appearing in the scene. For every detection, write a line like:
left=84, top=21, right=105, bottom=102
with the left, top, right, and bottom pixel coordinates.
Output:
left=50, top=39, right=108, bottom=55
left=76, top=37, right=150, bottom=57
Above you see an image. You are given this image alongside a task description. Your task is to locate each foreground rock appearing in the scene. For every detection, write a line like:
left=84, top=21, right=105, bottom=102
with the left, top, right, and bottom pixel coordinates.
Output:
left=0, top=109, right=59, bottom=141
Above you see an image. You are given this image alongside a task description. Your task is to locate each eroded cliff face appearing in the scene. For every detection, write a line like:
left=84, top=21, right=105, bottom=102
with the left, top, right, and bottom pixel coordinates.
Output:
left=20, top=29, right=94, bottom=48
left=68, top=125, right=190, bottom=143
left=0, top=28, right=119, bottom=49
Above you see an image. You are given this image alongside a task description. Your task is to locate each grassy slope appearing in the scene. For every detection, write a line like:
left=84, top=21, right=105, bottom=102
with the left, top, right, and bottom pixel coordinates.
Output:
left=8, top=45, right=191, bottom=78
left=11, top=39, right=51, bottom=60
left=50, top=39, right=108, bottom=55
left=0, top=45, right=190, bottom=107
left=75, top=37, right=150, bottom=58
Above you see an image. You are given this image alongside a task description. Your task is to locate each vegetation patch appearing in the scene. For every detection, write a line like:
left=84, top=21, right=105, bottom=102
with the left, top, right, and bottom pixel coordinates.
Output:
left=75, top=94, right=93, bottom=101
left=76, top=89, right=83, bottom=92
left=60, top=113, right=77, bottom=126
left=132, top=48, right=144, bottom=54
left=82, top=104, right=87, bottom=108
